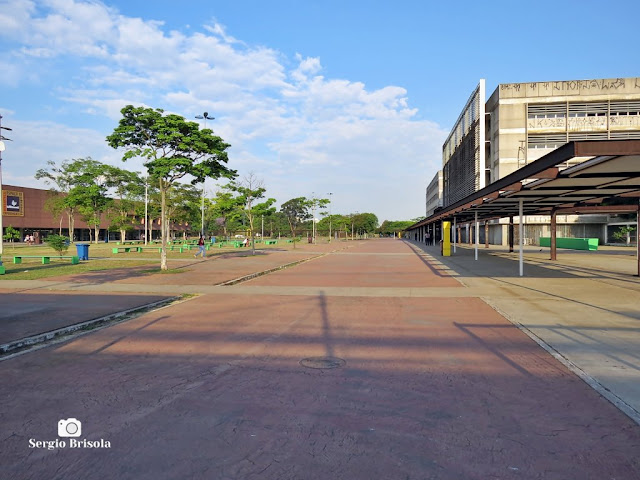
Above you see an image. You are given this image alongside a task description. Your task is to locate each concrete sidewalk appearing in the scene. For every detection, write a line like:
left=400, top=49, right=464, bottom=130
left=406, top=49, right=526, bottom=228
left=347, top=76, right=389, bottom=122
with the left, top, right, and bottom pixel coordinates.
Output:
left=407, top=239, right=640, bottom=424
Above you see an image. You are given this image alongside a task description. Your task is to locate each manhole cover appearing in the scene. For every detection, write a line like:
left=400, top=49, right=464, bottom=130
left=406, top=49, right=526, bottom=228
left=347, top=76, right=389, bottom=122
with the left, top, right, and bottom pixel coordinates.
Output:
left=299, top=356, right=346, bottom=369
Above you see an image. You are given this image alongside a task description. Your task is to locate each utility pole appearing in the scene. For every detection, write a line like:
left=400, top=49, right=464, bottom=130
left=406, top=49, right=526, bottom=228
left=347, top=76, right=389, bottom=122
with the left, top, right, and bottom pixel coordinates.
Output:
left=0, top=114, right=14, bottom=257
left=327, top=192, right=333, bottom=242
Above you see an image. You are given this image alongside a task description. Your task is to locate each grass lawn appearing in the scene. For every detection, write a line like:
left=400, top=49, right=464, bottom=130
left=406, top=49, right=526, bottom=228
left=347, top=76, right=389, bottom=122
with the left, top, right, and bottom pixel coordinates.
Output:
left=0, top=239, right=297, bottom=280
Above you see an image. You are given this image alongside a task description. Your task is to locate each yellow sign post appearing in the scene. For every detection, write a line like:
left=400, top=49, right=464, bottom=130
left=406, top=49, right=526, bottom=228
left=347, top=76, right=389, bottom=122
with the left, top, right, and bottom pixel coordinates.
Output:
left=442, top=221, right=451, bottom=256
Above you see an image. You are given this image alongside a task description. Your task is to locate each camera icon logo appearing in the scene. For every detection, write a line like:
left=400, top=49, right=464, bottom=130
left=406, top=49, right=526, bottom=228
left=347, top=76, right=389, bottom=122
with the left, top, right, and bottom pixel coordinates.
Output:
left=58, top=418, right=82, bottom=438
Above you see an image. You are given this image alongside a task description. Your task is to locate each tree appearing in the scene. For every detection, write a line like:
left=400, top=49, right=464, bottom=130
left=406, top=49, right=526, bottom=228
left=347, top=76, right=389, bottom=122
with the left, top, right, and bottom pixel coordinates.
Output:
left=165, top=183, right=201, bottom=238
left=210, top=188, right=243, bottom=239
left=229, top=173, right=276, bottom=255
left=3, top=225, right=20, bottom=245
left=307, top=197, right=330, bottom=242
left=64, top=158, right=117, bottom=244
left=281, top=197, right=311, bottom=247
left=109, top=169, right=145, bottom=242
left=352, top=212, right=379, bottom=235
left=379, top=220, right=414, bottom=236
left=35, top=159, right=78, bottom=240
left=612, top=225, right=637, bottom=246
left=46, top=235, right=70, bottom=256
left=107, top=105, right=235, bottom=270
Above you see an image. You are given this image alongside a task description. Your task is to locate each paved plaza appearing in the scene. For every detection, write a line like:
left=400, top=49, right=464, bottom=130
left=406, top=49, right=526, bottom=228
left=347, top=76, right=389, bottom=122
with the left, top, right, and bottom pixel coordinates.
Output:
left=1, top=239, right=639, bottom=479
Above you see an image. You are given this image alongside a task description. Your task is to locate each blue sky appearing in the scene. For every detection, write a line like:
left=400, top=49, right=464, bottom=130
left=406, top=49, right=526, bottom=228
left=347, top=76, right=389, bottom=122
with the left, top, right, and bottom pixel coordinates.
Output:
left=1, top=0, right=639, bottom=222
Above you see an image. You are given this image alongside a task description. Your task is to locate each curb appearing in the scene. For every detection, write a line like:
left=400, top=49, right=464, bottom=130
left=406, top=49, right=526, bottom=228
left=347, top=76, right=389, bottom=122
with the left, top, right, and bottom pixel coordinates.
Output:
left=0, top=295, right=184, bottom=360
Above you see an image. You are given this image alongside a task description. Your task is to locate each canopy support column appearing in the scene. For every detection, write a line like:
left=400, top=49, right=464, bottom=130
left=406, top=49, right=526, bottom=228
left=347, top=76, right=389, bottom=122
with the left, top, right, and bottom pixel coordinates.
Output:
left=453, top=216, right=457, bottom=253
left=485, top=221, right=489, bottom=248
left=475, top=211, right=479, bottom=261
left=519, top=199, right=524, bottom=277
left=550, top=208, right=557, bottom=261
left=509, top=216, right=514, bottom=253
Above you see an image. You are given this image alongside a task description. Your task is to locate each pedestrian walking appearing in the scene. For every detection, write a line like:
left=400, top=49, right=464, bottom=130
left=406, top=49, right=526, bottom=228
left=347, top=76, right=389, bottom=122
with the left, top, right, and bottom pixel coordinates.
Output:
left=194, top=235, right=206, bottom=258
left=426, top=231, right=431, bottom=245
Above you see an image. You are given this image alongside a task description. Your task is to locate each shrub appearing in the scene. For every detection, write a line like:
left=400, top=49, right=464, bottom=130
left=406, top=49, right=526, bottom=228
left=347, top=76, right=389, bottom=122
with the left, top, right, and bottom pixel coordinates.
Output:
left=46, top=235, right=70, bottom=256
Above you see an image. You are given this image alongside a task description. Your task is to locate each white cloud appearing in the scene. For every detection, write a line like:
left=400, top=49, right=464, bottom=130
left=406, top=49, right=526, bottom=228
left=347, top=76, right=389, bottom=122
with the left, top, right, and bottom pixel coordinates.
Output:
left=0, top=0, right=447, bottom=221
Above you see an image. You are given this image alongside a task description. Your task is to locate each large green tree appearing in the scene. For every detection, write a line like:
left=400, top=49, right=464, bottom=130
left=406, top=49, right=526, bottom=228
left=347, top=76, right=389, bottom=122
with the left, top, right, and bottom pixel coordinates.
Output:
left=65, top=158, right=119, bottom=243
left=210, top=188, right=243, bottom=238
left=107, top=105, right=235, bottom=270
left=281, top=197, right=311, bottom=247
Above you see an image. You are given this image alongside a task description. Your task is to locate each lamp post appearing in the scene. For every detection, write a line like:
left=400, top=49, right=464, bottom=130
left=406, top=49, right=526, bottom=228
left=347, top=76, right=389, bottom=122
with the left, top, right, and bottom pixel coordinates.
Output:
left=201, top=182, right=205, bottom=238
left=0, top=114, right=13, bottom=257
left=195, top=112, right=214, bottom=129
left=144, top=176, right=149, bottom=245
left=327, top=192, right=333, bottom=242
left=195, top=113, right=214, bottom=239
left=311, top=192, right=316, bottom=244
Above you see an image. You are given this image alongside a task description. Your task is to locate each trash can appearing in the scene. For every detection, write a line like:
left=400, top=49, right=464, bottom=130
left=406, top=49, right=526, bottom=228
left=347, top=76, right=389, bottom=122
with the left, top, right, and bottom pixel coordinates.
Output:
left=76, top=243, right=90, bottom=261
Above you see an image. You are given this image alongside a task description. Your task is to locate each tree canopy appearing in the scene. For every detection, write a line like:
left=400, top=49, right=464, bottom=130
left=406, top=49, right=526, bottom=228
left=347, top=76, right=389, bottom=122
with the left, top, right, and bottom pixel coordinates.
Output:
left=107, top=105, right=235, bottom=269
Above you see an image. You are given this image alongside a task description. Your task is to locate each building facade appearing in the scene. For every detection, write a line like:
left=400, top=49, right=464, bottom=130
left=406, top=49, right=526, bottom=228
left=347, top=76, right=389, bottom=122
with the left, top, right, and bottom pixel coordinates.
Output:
left=425, top=170, right=443, bottom=217
left=1, top=184, right=179, bottom=243
left=440, top=76, right=640, bottom=245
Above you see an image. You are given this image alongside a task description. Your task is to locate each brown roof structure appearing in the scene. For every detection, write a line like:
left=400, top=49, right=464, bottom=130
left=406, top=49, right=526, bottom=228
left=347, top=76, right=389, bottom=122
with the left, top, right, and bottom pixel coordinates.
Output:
left=409, top=139, right=640, bottom=276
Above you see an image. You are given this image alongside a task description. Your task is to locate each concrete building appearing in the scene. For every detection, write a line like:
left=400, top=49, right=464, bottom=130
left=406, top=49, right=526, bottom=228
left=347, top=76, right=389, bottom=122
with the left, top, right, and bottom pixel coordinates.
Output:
left=425, top=170, right=443, bottom=217
left=441, top=76, right=640, bottom=245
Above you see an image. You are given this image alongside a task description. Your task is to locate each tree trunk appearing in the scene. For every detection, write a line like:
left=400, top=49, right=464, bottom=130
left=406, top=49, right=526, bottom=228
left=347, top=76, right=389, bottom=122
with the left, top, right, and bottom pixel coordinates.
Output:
left=68, top=212, right=75, bottom=242
left=94, top=224, right=100, bottom=244
left=160, top=181, right=168, bottom=271
left=120, top=228, right=126, bottom=242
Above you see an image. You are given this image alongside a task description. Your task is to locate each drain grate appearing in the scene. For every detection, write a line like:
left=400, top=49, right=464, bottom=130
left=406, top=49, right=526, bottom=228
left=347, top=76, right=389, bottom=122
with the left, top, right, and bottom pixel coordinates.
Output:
left=300, top=356, right=346, bottom=369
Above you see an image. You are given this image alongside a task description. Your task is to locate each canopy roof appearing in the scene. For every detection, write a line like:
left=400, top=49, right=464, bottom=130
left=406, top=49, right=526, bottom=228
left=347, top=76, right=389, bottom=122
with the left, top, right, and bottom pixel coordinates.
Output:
left=413, top=140, right=640, bottom=227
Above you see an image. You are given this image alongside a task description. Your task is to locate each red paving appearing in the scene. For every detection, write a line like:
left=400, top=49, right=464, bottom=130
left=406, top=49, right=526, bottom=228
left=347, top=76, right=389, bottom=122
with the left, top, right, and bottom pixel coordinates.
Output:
left=1, top=239, right=639, bottom=479
left=249, top=240, right=460, bottom=288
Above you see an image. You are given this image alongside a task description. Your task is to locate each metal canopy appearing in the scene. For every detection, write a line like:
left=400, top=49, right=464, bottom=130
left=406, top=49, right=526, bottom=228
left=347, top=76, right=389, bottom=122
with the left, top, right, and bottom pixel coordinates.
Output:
left=414, top=140, right=640, bottom=227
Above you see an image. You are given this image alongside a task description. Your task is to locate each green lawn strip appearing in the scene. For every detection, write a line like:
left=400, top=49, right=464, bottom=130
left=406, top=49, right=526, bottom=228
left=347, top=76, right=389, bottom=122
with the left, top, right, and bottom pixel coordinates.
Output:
left=0, top=259, right=156, bottom=280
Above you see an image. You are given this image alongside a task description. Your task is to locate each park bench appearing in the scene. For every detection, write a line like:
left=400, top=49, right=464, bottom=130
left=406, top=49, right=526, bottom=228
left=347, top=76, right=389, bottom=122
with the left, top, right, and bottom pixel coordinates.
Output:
left=115, top=240, right=142, bottom=245
left=180, top=244, right=210, bottom=251
left=264, top=240, right=278, bottom=245
left=136, top=246, right=164, bottom=253
left=112, top=246, right=138, bottom=253
left=13, top=255, right=79, bottom=265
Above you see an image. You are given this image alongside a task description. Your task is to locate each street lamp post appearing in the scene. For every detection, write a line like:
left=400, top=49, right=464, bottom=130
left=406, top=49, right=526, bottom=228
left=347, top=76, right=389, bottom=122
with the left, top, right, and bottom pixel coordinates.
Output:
left=195, top=113, right=214, bottom=239
left=327, top=192, right=333, bottom=242
left=201, top=182, right=205, bottom=238
left=144, top=177, right=149, bottom=245
left=311, top=192, right=316, bottom=244
left=0, top=114, right=13, bottom=257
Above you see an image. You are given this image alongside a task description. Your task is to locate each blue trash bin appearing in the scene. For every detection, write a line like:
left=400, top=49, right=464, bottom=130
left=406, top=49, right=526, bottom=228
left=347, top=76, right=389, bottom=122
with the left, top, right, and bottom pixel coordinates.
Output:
left=76, top=243, right=90, bottom=261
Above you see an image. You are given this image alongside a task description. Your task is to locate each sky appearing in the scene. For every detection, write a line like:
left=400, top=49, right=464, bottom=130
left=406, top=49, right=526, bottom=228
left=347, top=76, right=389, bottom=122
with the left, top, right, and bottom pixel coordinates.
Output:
left=1, top=0, right=639, bottom=222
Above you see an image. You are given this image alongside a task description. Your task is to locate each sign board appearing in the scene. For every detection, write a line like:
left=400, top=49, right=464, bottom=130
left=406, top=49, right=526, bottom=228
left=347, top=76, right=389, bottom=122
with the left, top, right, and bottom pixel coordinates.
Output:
left=3, top=190, right=24, bottom=216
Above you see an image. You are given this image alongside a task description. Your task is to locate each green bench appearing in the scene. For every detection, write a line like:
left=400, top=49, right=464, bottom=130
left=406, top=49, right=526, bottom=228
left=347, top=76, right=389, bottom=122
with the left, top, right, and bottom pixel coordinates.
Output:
left=539, top=237, right=599, bottom=251
left=112, top=246, right=138, bottom=253
left=13, top=255, right=79, bottom=265
left=264, top=240, right=278, bottom=245
left=136, top=246, right=163, bottom=253
left=115, top=240, right=142, bottom=245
